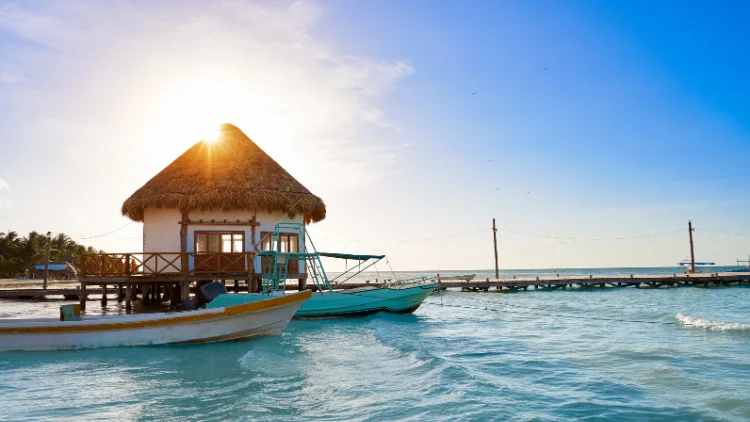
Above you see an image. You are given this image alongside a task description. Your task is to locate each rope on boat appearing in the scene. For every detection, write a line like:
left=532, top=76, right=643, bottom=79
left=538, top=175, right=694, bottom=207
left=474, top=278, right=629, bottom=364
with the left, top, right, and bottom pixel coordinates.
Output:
left=385, top=258, right=397, bottom=281
left=373, top=261, right=382, bottom=282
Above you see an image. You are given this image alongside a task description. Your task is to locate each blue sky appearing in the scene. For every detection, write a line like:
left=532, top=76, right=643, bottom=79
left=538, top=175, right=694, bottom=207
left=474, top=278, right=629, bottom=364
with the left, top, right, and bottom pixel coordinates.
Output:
left=0, top=0, right=748, bottom=269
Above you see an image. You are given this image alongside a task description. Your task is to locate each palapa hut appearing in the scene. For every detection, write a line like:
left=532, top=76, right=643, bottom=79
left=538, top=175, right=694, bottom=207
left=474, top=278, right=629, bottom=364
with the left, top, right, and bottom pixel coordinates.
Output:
left=121, top=123, right=326, bottom=276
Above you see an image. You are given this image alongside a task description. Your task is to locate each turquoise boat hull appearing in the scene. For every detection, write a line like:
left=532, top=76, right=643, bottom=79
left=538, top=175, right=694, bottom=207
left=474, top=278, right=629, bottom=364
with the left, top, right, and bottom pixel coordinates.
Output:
left=207, top=283, right=438, bottom=318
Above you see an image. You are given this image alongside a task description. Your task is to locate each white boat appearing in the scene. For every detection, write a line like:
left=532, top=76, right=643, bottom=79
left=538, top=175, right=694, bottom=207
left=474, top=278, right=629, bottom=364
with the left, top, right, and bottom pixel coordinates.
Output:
left=210, top=282, right=437, bottom=317
left=0, top=290, right=311, bottom=351
left=211, top=222, right=438, bottom=318
left=678, top=260, right=715, bottom=274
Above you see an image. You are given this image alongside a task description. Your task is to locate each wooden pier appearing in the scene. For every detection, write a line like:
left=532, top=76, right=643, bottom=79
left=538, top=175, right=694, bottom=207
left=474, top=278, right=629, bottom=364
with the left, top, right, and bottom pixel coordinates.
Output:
left=2, top=273, right=748, bottom=312
left=434, top=272, right=750, bottom=292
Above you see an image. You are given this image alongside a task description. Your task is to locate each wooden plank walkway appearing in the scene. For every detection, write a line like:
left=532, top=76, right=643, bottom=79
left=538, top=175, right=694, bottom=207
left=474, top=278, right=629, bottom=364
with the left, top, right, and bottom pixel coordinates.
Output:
left=1, top=272, right=747, bottom=302
left=433, top=272, right=750, bottom=291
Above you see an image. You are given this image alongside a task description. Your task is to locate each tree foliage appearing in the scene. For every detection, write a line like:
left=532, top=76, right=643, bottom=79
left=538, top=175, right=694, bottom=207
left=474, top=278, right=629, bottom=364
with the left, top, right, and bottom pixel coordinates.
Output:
left=0, top=231, right=103, bottom=278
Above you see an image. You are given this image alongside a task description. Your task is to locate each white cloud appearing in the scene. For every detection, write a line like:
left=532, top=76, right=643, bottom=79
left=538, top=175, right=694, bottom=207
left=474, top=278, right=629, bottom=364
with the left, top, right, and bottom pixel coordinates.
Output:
left=0, top=1, right=414, bottom=188
left=0, top=199, right=15, bottom=208
left=0, top=178, right=10, bottom=192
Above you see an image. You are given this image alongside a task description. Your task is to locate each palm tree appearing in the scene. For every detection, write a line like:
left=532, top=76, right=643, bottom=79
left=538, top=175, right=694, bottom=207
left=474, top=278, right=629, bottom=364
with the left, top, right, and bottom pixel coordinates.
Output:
left=20, top=231, right=47, bottom=278
left=0, top=231, right=104, bottom=278
left=0, top=232, right=24, bottom=277
left=51, top=233, right=73, bottom=262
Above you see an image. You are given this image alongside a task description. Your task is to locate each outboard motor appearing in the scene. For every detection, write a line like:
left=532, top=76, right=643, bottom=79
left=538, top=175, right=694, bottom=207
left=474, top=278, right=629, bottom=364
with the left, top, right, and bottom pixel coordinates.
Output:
left=200, top=281, right=228, bottom=302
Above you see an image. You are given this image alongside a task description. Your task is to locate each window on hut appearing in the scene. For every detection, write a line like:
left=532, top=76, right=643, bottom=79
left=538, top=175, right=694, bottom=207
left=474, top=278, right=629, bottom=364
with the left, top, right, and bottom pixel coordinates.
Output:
left=195, top=232, right=244, bottom=253
left=260, top=232, right=299, bottom=253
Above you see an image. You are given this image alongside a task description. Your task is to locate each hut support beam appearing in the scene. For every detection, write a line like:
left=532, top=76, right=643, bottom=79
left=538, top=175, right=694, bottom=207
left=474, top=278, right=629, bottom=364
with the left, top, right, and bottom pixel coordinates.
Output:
left=181, top=280, right=190, bottom=305
left=170, top=283, right=180, bottom=306
left=142, top=284, right=151, bottom=306
left=125, top=282, right=133, bottom=312
left=101, top=284, right=108, bottom=306
left=180, top=209, right=189, bottom=277
left=80, top=282, right=87, bottom=311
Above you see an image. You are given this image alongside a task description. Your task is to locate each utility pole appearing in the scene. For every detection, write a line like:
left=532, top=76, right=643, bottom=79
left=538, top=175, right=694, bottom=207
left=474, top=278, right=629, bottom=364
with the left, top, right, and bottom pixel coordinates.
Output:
left=688, top=221, right=695, bottom=274
left=492, top=218, right=499, bottom=279
left=43, top=231, right=51, bottom=289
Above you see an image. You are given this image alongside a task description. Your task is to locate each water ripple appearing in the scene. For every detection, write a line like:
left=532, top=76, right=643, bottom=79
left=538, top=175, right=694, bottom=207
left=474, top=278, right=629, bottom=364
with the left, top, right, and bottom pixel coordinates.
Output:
left=1, top=286, right=749, bottom=420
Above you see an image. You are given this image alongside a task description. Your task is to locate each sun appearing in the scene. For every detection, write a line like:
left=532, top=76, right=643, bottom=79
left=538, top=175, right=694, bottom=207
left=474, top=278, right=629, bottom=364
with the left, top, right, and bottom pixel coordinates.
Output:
left=144, top=75, right=288, bottom=174
left=201, top=125, right=222, bottom=144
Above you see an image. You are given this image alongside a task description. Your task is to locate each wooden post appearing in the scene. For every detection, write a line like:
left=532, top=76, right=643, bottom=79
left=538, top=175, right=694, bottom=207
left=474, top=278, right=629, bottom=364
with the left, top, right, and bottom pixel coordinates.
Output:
left=117, top=284, right=124, bottom=302
left=143, top=284, right=151, bottom=306
left=492, top=218, right=499, bottom=279
left=688, top=220, right=696, bottom=274
left=125, top=282, right=133, bottom=312
left=181, top=279, right=190, bottom=302
left=43, top=232, right=51, bottom=289
left=250, top=216, right=260, bottom=289
left=80, top=281, right=87, bottom=311
left=101, top=284, right=108, bottom=306
left=180, top=209, right=189, bottom=277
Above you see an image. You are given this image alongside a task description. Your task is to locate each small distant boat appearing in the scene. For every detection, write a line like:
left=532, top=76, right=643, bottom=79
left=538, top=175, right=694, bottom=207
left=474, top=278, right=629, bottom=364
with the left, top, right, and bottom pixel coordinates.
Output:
left=678, top=260, right=715, bottom=274
left=209, top=223, right=438, bottom=318
left=728, top=256, right=750, bottom=273
left=0, top=290, right=311, bottom=351
left=436, top=274, right=476, bottom=282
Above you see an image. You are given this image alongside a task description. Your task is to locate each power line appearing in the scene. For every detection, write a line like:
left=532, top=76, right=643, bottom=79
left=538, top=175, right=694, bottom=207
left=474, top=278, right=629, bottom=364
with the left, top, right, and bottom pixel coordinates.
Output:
left=71, top=222, right=133, bottom=240
left=496, top=228, right=684, bottom=242
left=319, top=227, right=686, bottom=244
left=394, top=229, right=491, bottom=243
left=695, top=228, right=750, bottom=237
left=319, top=228, right=491, bottom=244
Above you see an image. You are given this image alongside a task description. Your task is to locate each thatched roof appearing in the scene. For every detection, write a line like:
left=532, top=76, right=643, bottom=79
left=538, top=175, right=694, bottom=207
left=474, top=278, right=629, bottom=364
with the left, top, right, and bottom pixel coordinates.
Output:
left=122, top=123, right=326, bottom=223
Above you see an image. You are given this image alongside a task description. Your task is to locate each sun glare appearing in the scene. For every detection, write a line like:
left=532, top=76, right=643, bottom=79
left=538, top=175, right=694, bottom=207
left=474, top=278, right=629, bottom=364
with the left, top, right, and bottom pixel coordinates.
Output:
left=201, top=126, right=221, bottom=144
left=144, top=74, right=299, bottom=176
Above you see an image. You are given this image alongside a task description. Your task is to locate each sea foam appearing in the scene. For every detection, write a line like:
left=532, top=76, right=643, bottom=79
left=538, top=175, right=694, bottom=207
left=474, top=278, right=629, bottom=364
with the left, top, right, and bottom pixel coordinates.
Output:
left=676, top=313, right=750, bottom=332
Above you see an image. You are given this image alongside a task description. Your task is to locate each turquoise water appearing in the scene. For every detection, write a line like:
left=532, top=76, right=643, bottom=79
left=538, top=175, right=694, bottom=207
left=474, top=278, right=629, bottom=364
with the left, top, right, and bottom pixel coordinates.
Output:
left=1, top=267, right=749, bottom=421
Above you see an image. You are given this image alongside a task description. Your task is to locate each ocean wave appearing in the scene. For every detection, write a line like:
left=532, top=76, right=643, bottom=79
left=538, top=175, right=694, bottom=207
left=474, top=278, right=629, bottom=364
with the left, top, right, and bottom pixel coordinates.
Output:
left=676, top=313, right=750, bottom=332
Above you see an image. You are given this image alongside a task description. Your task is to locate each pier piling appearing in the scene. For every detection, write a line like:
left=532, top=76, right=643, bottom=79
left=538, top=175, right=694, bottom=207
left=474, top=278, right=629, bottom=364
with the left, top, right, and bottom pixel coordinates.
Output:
left=101, top=284, right=108, bottom=306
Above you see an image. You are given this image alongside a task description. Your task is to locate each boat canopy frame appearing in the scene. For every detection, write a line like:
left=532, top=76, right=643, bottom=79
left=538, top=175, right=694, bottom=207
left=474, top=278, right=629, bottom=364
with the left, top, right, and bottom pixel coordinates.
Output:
left=257, top=222, right=386, bottom=294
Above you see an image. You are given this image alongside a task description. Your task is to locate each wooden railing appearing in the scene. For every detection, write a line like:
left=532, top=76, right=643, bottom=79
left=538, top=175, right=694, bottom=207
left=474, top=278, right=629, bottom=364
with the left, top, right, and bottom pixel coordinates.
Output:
left=80, top=252, right=256, bottom=277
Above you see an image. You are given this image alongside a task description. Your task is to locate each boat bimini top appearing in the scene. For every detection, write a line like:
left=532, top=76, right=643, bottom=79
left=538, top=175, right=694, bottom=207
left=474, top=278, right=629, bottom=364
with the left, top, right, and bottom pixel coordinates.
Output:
left=257, top=222, right=387, bottom=294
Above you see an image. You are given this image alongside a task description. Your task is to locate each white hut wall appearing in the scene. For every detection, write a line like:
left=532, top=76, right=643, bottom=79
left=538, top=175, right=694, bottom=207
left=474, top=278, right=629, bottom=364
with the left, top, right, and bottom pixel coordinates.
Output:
left=143, top=207, right=182, bottom=273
